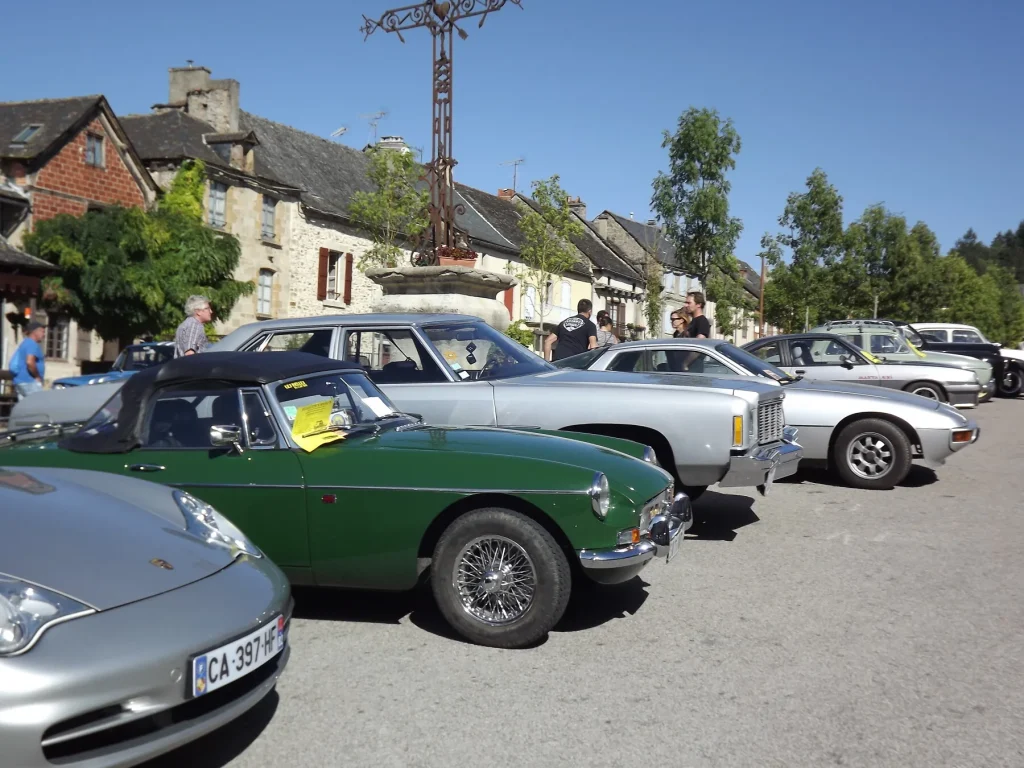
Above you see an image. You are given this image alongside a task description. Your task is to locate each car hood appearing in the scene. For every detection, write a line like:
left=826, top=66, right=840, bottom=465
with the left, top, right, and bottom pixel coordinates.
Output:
left=503, top=367, right=780, bottom=396
left=1000, top=348, right=1024, bottom=362
left=7, top=380, right=124, bottom=429
left=360, top=425, right=671, bottom=506
left=785, top=378, right=942, bottom=408
left=0, top=466, right=239, bottom=611
left=54, top=371, right=132, bottom=387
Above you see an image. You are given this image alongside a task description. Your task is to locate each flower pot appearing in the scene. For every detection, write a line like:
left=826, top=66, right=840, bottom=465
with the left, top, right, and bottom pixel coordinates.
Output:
left=438, top=254, right=477, bottom=268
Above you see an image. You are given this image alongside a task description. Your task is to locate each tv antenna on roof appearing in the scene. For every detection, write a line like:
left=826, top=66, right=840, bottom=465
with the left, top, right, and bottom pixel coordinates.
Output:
left=499, top=157, right=525, bottom=192
left=359, top=110, right=388, bottom=144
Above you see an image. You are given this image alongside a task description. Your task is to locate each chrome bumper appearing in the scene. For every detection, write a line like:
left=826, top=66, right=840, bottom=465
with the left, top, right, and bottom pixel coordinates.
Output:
left=578, top=493, right=692, bottom=584
left=981, top=379, right=996, bottom=400
left=718, top=426, right=803, bottom=495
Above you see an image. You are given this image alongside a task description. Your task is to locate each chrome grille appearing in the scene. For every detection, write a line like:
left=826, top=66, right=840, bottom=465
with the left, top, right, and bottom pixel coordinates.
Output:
left=757, top=399, right=784, bottom=444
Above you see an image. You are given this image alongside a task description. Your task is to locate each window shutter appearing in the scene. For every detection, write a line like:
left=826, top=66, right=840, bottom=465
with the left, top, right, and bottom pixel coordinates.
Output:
left=503, top=287, right=513, bottom=318
left=317, top=248, right=329, bottom=301
left=343, top=253, right=353, bottom=305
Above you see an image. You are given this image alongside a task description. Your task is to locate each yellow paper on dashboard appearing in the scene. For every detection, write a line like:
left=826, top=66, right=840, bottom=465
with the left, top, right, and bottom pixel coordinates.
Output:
left=291, top=399, right=345, bottom=452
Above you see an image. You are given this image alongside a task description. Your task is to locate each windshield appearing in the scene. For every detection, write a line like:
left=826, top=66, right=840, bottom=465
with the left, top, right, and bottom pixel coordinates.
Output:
left=76, top=389, right=124, bottom=436
left=420, top=321, right=555, bottom=380
left=551, top=346, right=609, bottom=370
left=717, top=342, right=794, bottom=382
left=899, top=325, right=925, bottom=346
left=273, top=372, right=402, bottom=430
left=114, top=344, right=174, bottom=372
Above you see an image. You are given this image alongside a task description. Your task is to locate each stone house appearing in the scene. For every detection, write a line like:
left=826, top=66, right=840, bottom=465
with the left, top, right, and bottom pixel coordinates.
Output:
left=0, top=95, right=159, bottom=381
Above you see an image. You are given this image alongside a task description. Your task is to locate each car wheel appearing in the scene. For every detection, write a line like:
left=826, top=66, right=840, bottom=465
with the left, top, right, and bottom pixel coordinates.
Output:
left=904, top=381, right=945, bottom=402
left=998, top=366, right=1023, bottom=397
left=832, top=418, right=912, bottom=490
left=431, top=507, right=571, bottom=649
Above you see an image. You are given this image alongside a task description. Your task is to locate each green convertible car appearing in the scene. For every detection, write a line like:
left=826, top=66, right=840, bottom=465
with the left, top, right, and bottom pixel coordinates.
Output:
left=1, top=352, right=690, bottom=648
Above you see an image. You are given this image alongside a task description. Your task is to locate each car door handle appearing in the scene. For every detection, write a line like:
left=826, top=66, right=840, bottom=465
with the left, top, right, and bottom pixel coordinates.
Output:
left=795, top=369, right=806, bottom=375
left=128, top=463, right=166, bottom=472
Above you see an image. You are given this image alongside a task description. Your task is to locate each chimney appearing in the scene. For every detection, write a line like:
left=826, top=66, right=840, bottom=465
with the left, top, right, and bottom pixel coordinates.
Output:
left=497, top=188, right=515, bottom=201
left=567, top=195, right=586, bottom=219
left=646, top=219, right=656, bottom=226
left=168, top=64, right=240, bottom=133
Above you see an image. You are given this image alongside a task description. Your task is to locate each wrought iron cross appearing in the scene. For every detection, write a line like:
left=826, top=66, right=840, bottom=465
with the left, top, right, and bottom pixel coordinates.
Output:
left=361, top=1, right=523, bottom=263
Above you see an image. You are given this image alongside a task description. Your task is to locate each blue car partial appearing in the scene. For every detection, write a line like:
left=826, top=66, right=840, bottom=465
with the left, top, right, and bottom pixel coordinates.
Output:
left=51, top=342, right=174, bottom=388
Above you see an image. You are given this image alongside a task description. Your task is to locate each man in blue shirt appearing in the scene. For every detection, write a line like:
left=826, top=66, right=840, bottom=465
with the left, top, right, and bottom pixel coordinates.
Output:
left=9, top=320, right=46, bottom=400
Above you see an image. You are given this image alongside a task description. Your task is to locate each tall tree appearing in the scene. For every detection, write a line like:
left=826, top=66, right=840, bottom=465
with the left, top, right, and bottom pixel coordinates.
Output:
left=25, top=160, right=253, bottom=348
left=651, top=106, right=744, bottom=329
left=348, top=146, right=430, bottom=269
left=513, top=174, right=585, bottom=341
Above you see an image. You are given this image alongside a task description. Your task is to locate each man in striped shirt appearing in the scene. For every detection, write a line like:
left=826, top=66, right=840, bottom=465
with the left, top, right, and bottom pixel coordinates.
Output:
left=174, top=295, right=213, bottom=357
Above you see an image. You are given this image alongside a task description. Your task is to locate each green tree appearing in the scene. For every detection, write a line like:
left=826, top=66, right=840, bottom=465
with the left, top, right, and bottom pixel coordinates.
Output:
left=634, top=223, right=667, bottom=338
left=25, top=159, right=252, bottom=348
left=348, top=147, right=430, bottom=269
left=512, top=174, right=585, bottom=342
left=651, top=107, right=744, bottom=325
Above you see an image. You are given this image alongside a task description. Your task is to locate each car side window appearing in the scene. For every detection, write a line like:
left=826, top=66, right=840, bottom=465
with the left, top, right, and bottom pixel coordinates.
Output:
left=143, top=390, right=242, bottom=449
left=607, top=351, right=644, bottom=372
left=656, top=351, right=732, bottom=374
left=251, top=329, right=335, bottom=357
left=343, top=329, right=447, bottom=385
left=923, top=329, right=948, bottom=342
left=870, top=334, right=898, bottom=354
left=952, top=330, right=982, bottom=343
left=751, top=342, right=783, bottom=364
left=241, top=390, right=278, bottom=446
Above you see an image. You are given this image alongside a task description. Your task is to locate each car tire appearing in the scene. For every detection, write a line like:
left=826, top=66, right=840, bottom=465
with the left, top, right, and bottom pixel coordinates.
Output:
left=903, top=381, right=945, bottom=402
left=431, top=507, right=571, bottom=649
left=997, top=366, right=1023, bottom=397
left=832, top=418, right=912, bottom=490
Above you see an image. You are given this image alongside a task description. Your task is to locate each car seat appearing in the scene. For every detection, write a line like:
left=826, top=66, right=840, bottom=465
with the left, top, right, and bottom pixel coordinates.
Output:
left=148, top=399, right=201, bottom=448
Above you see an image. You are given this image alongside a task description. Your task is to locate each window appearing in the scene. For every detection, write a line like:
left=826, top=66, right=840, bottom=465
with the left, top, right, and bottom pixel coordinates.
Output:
left=788, top=338, right=861, bottom=366
left=12, top=124, right=41, bottom=144
left=606, top=351, right=645, bottom=372
left=869, top=334, right=911, bottom=355
left=85, top=134, right=104, bottom=167
left=143, top=391, right=242, bottom=449
left=257, top=269, right=273, bottom=316
left=326, top=252, right=342, bottom=300
left=921, top=329, right=948, bottom=342
left=253, top=329, right=334, bottom=356
left=524, top=286, right=537, bottom=321
left=45, top=316, right=69, bottom=360
left=208, top=182, right=227, bottom=227
left=751, top=342, right=783, bottom=364
left=261, top=196, right=277, bottom=240
left=651, top=350, right=733, bottom=375
left=242, top=390, right=278, bottom=446
left=343, top=329, right=446, bottom=385
left=952, top=329, right=983, bottom=343
left=559, top=281, right=571, bottom=309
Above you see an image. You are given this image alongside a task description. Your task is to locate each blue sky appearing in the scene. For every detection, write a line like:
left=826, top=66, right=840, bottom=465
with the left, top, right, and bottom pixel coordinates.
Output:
left=3, top=0, right=1022, bottom=262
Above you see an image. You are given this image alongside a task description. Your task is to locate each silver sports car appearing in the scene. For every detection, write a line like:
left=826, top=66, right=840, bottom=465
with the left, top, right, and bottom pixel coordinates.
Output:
left=555, top=338, right=980, bottom=490
left=0, top=465, right=291, bottom=767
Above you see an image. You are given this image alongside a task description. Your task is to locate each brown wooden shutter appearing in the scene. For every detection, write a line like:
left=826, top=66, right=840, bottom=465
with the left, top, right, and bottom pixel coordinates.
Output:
left=317, top=247, right=329, bottom=301
left=343, top=253, right=353, bottom=305
left=503, top=287, right=514, bottom=318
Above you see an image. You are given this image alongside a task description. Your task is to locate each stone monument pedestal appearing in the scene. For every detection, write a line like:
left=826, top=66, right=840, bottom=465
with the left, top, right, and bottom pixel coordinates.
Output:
left=365, top=266, right=517, bottom=331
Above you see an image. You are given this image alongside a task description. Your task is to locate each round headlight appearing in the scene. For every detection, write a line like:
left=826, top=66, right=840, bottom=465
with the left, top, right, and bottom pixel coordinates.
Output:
left=588, top=472, right=610, bottom=519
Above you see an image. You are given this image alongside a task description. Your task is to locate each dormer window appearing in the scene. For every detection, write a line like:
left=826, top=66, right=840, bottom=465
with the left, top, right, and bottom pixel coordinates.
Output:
left=11, top=125, right=41, bottom=144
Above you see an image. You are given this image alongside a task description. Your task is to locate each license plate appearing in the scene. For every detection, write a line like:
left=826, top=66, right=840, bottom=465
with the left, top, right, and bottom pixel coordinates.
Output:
left=190, top=615, right=285, bottom=698
left=666, top=531, right=681, bottom=564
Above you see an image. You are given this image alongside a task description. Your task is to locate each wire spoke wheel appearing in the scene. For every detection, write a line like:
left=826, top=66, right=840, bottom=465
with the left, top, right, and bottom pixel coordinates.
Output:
left=846, top=432, right=895, bottom=479
left=452, top=535, right=537, bottom=626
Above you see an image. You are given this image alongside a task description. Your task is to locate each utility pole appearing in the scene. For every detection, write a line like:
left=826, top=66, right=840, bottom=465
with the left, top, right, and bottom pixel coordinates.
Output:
left=873, top=294, right=879, bottom=319
left=362, top=0, right=523, bottom=263
left=500, top=157, right=525, bottom=192
left=758, top=251, right=766, bottom=337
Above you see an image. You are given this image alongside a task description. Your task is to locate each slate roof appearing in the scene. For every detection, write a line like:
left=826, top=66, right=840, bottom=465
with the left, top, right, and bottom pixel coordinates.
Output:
left=121, top=110, right=226, bottom=167
left=0, top=96, right=102, bottom=162
left=0, top=236, right=55, bottom=271
left=603, top=211, right=677, bottom=267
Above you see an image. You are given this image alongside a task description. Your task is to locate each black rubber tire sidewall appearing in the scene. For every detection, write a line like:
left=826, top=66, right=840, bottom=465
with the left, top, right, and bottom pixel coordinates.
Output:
left=998, top=367, right=1023, bottom=397
left=431, top=507, right=572, bottom=649
left=832, top=418, right=912, bottom=490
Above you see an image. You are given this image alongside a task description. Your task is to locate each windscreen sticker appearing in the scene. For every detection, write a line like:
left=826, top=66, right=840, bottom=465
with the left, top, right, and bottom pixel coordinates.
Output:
left=361, top=396, right=393, bottom=418
left=291, top=399, right=345, bottom=452
left=282, top=380, right=308, bottom=390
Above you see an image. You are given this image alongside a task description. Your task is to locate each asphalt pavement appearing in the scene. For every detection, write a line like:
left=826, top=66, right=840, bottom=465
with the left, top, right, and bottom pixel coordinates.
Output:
left=146, top=397, right=1024, bottom=768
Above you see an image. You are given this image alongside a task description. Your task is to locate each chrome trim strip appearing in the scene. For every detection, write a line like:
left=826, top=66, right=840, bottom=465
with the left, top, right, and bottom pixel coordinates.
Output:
left=166, top=482, right=305, bottom=489
left=305, top=484, right=588, bottom=494
left=3, top=609, right=97, bottom=657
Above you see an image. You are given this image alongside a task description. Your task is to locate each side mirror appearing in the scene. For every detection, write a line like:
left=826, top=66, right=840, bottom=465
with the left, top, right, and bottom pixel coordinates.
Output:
left=839, top=355, right=855, bottom=369
left=210, top=424, right=244, bottom=453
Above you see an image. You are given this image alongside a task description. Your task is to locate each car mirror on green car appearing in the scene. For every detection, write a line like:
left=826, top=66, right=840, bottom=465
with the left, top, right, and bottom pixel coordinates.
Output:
left=210, top=424, right=245, bottom=454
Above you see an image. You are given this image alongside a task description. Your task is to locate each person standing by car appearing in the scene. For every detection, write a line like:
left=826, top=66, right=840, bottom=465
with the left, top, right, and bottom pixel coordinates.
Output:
left=544, top=299, right=598, bottom=361
left=8, top=320, right=46, bottom=400
left=683, top=292, right=711, bottom=339
left=670, top=310, right=689, bottom=337
left=174, top=295, right=213, bottom=357
left=595, top=311, right=619, bottom=346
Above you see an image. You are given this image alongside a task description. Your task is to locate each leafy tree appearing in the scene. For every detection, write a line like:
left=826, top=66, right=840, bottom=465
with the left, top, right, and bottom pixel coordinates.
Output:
left=25, top=159, right=252, bottom=348
left=348, top=147, right=430, bottom=269
left=651, top=107, right=745, bottom=324
left=953, top=229, right=991, bottom=275
left=512, top=174, right=585, bottom=341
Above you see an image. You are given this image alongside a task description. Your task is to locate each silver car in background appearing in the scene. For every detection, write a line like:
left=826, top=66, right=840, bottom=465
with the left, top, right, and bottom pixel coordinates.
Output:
left=555, top=338, right=980, bottom=490
left=0, top=466, right=291, bottom=767
left=742, top=332, right=983, bottom=408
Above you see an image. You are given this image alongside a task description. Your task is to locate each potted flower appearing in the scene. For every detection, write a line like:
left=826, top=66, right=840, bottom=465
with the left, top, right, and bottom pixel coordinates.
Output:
left=436, top=245, right=478, bottom=267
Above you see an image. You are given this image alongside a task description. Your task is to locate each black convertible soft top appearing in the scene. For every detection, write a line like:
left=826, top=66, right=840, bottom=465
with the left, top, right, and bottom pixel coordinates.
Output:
left=61, top=351, right=360, bottom=454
